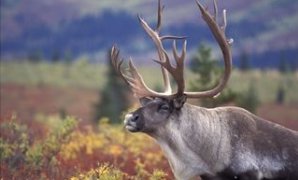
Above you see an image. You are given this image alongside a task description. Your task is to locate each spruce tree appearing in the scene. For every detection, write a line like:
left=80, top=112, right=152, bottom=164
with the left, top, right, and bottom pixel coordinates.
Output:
left=93, top=49, right=130, bottom=124
left=276, top=85, right=285, bottom=105
left=189, top=44, right=238, bottom=107
left=236, top=83, right=260, bottom=113
left=239, top=50, right=250, bottom=71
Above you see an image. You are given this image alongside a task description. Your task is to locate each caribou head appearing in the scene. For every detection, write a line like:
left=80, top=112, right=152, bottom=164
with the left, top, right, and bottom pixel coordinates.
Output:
left=111, top=0, right=232, bottom=133
left=110, top=0, right=298, bottom=179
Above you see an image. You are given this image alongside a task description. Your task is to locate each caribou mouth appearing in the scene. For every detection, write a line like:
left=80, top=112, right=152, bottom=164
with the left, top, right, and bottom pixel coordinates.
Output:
left=125, top=124, right=139, bottom=132
left=124, top=114, right=140, bottom=132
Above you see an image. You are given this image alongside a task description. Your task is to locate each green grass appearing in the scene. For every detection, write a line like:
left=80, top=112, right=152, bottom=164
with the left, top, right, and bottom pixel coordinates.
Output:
left=229, top=70, right=298, bottom=104
left=1, top=61, right=298, bottom=103
left=1, top=60, right=107, bottom=89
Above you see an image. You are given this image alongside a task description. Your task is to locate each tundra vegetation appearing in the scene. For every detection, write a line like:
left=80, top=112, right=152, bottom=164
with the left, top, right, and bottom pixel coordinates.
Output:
left=0, top=116, right=171, bottom=179
left=1, top=57, right=298, bottom=180
left=0, top=58, right=298, bottom=179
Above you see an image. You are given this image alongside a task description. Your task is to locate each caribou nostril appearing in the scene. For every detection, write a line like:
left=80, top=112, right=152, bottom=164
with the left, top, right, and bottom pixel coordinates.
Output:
left=131, top=114, right=139, bottom=122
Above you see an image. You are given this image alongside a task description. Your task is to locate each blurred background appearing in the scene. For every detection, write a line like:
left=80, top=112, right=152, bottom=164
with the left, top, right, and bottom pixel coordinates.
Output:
left=1, top=0, right=298, bottom=179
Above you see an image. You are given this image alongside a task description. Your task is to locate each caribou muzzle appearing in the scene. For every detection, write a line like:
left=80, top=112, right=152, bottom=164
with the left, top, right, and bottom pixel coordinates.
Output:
left=124, top=113, right=144, bottom=132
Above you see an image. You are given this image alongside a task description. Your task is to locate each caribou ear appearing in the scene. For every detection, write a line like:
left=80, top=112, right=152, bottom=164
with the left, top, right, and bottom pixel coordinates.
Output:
left=139, top=97, right=152, bottom=106
left=173, top=94, right=187, bottom=109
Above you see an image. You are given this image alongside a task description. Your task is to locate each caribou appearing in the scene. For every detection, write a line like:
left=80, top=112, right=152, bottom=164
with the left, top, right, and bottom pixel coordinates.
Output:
left=110, top=0, right=298, bottom=179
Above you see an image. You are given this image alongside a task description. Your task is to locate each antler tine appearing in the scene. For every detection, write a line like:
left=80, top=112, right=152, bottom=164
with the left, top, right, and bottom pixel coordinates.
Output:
left=222, top=9, right=227, bottom=31
left=161, top=35, right=187, bottom=41
left=111, top=46, right=143, bottom=88
left=154, top=40, right=187, bottom=97
left=138, top=2, right=172, bottom=94
left=173, top=40, right=187, bottom=67
left=126, top=59, right=156, bottom=97
left=185, top=0, right=232, bottom=98
left=156, top=0, right=164, bottom=32
left=110, top=46, right=174, bottom=98
left=213, top=0, right=218, bottom=22
left=172, top=40, right=187, bottom=96
left=111, top=46, right=128, bottom=84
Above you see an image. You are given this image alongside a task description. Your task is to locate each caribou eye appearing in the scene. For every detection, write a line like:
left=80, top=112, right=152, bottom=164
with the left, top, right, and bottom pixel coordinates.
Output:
left=159, top=104, right=170, bottom=111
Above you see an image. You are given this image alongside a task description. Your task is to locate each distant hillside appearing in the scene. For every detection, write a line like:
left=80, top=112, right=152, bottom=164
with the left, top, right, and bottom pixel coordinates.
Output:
left=1, top=0, right=297, bottom=68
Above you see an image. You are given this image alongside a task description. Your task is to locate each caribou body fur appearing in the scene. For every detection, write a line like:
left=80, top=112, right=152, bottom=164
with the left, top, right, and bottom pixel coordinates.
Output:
left=125, top=101, right=298, bottom=180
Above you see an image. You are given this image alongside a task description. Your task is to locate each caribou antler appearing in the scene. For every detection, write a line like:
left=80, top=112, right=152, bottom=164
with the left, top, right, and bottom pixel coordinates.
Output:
left=184, top=0, right=233, bottom=98
left=111, top=0, right=233, bottom=100
left=111, top=46, right=175, bottom=98
left=111, top=0, right=186, bottom=98
left=138, top=0, right=186, bottom=94
left=154, top=40, right=187, bottom=97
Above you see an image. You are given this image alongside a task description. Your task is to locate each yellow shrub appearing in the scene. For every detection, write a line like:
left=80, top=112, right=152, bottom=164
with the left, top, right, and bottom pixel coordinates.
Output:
left=70, top=164, right=127, bottom=180
left=59, top=121, right=169, bottom=178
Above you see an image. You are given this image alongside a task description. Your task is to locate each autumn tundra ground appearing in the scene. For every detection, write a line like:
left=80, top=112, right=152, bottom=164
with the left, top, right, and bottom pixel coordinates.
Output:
left=1, top=62, right=297, bottom=179
left=1, top=83, right=297, bottom=130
